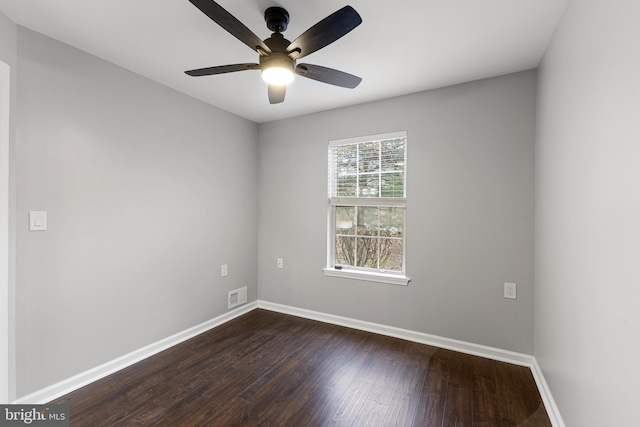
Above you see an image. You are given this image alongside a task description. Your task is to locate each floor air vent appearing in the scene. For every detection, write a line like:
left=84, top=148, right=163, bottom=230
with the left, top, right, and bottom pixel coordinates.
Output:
left=228, top=287, right=247, bottom=309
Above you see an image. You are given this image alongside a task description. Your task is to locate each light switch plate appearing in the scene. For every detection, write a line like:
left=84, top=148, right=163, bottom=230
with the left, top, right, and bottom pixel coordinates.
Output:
left=29, top=211, right=47, bottom=231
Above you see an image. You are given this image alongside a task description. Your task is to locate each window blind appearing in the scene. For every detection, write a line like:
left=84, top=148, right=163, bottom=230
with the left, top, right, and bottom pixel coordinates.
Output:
left=328, top=131, right=407, bottom=204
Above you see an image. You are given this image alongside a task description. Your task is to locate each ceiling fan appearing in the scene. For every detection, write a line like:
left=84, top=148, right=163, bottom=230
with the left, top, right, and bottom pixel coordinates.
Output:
left=185, top=0, right=363, bottom=104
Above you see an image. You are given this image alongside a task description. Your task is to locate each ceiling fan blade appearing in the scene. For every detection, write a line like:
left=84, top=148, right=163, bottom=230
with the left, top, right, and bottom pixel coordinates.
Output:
left=185, top=63, right=260, bottom=77
left=188, top=0, right=271, bottom=54
left=287, top=6, right=362, bottom=60
left=296, top=64, right=362, bottom=88
left=268, top=85, right=286, bottom=104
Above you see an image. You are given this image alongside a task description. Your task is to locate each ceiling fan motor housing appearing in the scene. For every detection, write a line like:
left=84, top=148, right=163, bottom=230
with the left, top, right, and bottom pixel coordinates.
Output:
left=259, top=51, right=295, bottom=81
left=260, top=32, right=296, bottom=76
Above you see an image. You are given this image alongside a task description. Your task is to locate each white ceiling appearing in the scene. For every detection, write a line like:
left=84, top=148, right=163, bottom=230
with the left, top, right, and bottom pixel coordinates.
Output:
left=0, top=0, right=566, bottom=123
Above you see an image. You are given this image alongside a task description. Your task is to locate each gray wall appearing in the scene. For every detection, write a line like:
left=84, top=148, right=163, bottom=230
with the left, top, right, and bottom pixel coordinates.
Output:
left=258, top=70, right=536, bottom=354
left=535, top=0, right=640, bottom=425
left=0, top=11, right=15, bottom=62
left=0, top=9, right=17, bottom=402
left=15, top=28, right=258, bottom=397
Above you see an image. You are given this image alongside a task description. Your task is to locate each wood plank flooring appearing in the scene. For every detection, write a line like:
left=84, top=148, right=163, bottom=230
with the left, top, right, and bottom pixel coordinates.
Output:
left=52, top=309, right=551, bottom=426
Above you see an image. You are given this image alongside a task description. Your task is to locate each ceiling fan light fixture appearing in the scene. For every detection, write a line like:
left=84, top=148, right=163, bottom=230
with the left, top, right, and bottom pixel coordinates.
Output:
left=261, top=58, right=295, bottom=86
left=262, top=66, right=294, bottom=86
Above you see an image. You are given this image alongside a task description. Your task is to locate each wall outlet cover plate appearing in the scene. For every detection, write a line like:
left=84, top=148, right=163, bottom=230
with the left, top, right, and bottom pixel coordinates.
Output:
left=29, top=211, right=47, bottom=231
left=504, top=282, right=517, bottom=299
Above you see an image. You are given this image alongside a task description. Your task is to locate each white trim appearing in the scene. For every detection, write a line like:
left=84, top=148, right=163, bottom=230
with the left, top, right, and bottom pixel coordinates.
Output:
left=323, top=267, right=410, bottom=286
left=14, top=302, right=257, bottom=404
left=531, top=358, right=566, bottom=427
left=329, top=130, right=407, bottom=147
left=258, top=300, right=532, bottom=366
left=257, top=300, right=564, bottom=427
left=0, top=60, right=10, bottom=404
left=330, top=197, right=406, bottom=207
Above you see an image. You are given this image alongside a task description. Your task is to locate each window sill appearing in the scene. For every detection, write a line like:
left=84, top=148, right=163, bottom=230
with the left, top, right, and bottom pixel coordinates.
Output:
left=323, top=268, right=410, bottom=286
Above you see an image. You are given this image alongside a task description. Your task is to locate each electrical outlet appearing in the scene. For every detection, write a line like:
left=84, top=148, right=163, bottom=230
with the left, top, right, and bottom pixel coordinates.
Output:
left=277, top=258, right=283, bottom=269
left=221, top=264, right=228, bottom=277
left=504, top=282, right=517, bottom=299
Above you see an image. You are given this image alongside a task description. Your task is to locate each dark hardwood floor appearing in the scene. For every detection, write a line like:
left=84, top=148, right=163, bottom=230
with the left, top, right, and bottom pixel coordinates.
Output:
left=53, top=309, right=551, bottom=426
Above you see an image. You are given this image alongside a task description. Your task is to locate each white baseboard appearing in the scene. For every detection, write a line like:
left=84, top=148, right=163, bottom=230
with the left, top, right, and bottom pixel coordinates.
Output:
left=257, top=300, right=533, bottom=366
left=13, top=299, right=564, bottom=427
left=257, top=300, right=565, bottom=427
left=530, top=358, right=566, bottom=427
left=14, top=302, right=258, bottom=405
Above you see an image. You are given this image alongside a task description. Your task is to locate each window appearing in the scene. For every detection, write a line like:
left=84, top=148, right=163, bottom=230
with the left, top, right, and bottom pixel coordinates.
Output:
left=324, top=131, right=409, bottom=286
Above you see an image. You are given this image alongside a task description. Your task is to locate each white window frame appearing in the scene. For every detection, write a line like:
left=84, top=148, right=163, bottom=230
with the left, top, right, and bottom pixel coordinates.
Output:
left=323, top=131, right=410, bottom=286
